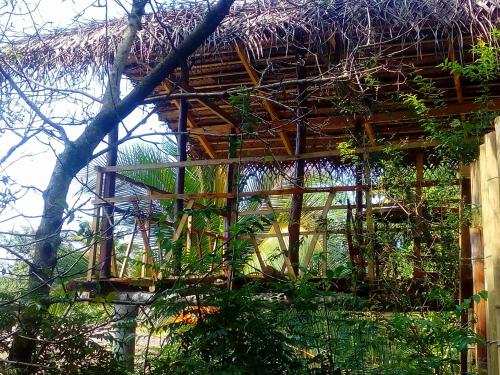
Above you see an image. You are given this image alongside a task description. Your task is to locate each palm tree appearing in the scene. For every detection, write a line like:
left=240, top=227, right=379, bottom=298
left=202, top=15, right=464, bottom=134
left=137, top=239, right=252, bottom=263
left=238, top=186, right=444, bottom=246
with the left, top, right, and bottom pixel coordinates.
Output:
left=106, top=140, right=357, bottom=279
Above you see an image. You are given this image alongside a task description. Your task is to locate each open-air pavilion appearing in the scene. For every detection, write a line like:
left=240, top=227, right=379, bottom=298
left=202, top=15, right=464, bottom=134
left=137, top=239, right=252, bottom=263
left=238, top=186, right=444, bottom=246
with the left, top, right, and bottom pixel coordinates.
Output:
left=15, top=0, right=500, bottom=372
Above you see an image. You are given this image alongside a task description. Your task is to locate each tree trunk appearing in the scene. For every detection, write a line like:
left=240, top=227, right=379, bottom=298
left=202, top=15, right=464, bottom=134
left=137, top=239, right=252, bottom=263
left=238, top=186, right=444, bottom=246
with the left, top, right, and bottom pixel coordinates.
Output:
left=8, top=0, right=235, bottom=366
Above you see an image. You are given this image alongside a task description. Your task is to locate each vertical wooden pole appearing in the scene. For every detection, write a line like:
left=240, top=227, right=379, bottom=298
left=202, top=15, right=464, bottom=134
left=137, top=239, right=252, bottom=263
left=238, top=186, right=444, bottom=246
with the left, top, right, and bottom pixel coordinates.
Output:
left=481, top=137, right=500, bottom=375
left=322, top=232, right=328, bottom=276
left=87, top=169, right=103, bottom=281
left=99, top=124, right=119, bottom=279
left=173, top=62, right=189, bottom=275
left=364, top=153, right=375, bottom=282
left=223, top=131, right=237, bottom=281
left=492, top=119, right=500, bottom=373
left=119, top=220, right=138, bottom=278
left=302, top=192, right=335, bottom=274
left=460, top=170, right=473, bottom=374
left=352, top=120, right=366, bottom=278
left=413, top=152, right=424, bottom=278
left=346, top=201, right=356, bottom=266
left=288, top=48, right=308, bottom=275
left=470, top=160, right=487, bottom=371
left=186, top=215, right=192, bottom=254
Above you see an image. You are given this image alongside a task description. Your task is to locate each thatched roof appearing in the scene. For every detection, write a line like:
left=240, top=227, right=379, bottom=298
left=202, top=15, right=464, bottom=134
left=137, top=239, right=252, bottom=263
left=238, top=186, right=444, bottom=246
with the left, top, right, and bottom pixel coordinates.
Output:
left=9, top=0, right=498, bottom=78
left=7, top=0, right=499, bottom=159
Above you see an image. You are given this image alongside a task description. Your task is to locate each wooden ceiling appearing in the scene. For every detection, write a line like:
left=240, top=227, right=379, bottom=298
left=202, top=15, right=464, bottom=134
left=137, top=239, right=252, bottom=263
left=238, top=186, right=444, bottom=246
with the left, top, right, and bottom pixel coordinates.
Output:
left=125, top=36, right=500, bottom=159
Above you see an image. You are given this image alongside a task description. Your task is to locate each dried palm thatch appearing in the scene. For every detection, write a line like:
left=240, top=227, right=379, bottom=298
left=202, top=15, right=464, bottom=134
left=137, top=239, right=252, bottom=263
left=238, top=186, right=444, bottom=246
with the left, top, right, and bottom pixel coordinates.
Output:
left=8, top=0, right=498, bottom=79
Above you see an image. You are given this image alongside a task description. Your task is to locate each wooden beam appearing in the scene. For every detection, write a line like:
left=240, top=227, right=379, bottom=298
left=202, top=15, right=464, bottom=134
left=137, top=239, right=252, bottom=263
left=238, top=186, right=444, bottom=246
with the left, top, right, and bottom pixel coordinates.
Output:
left=252, top=239, right=266, bottom=271
left=173, top=200, right=195, bottom=241
left=288, top=49, right=309, bottom=275
left=301, top=192, right=335, bottom=274
left=134, top=203, right=157, bottom=280
left=413, top=152, right=424, bottom=278
left=189, top=98, right=500, bottom=135
left=173, top=81, right=238, bottom=127
left=101, top=140, right=439, bottom=172
left=470, top=160, right=487, bottom=370
left=266, top=200, right=296, bottom=279
left=87, top=170, right=103, bottom=281
left=363, top=122, right=377, bottom=145
left=448, top=39, right=464, bottom=104
left=115, top=173, right=224, bottom=215
left=224, top=132, right=238, bottom=283
left=95, top=181, right=457, bottom=205
left=481, top=132, right=500, bottom=374
left=119, top=221, right=138, bottom=278
left=162, top=82, right=216, bottom=159
left=459, top=173, right=473, bottom=373
left=235, top=44, right=293, bottom=155
left=170, top=98, right=216, bottom=159
left=240, top=204, right=359, bottom=216
left=98, top=124, right=119, bottom=279
left=175, top=62, right=189, bottom=218
left=365, top=154, right=375, bottom=282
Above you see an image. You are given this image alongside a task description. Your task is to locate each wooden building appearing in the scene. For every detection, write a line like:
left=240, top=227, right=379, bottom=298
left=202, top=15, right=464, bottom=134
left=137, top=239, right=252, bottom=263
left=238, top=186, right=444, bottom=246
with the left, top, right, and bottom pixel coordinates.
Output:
left=18, top=0, right=499, bottom=372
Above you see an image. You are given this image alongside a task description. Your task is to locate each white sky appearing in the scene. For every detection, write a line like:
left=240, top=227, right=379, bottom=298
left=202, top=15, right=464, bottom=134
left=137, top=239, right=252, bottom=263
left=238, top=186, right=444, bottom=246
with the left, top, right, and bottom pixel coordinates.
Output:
left=0, top=1, right=167, bottom=238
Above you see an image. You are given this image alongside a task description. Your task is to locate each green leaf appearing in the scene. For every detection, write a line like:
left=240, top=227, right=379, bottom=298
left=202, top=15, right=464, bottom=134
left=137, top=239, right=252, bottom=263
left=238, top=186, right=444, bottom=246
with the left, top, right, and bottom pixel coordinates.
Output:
left=479, top=290, right=488, bottom=300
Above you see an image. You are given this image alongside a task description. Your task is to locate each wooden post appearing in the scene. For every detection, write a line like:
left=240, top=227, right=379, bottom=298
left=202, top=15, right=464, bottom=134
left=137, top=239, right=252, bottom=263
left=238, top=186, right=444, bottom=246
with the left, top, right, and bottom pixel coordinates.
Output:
left=413, top=152, right=424, bottom=278
left=301, top=192, right=335, bottom=274
left=365, top=153, right=375, bottom=282
left=252, top=239, right=266, bottom=272
left=460, top=171, right=473, bottom=374
left=470, top=160, right=487, bottom=371
left=353, top=120, right=366, bottom=278
left=481, top=134, right=500, bottom=375
left=87, top=169, right=103, bottom=281
left=223, top=131, right=238, bottom=282
left=98, top=124, right=119, bottom=279
left=267, top=200, right=296, bottom=278
left=322, top=232, right=328, bottom=276
left=288, top=48, right=308, bottom=275
left=173, top=62, right=189, bottom=274
left=186, top=215, right=192, bottom=253
left=119, top=221, right=138, bottom=278
left=133, top=203, right=156, bottom=280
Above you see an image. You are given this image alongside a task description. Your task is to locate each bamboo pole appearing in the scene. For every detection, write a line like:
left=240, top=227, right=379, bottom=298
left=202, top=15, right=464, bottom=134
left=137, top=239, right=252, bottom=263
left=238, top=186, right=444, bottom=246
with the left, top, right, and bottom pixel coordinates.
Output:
left=470, top=160, right=487, bottom=371
left=301, top=192, right=335, bottom=275
left=98, top=117, right=119, bottom=279
left=172, top=200, right=195, bottom=241
left=413, top=152, right=424, bottom=278
left=133, top=203, right=157, bottom=280
left=223, top=133, right=238, bottom=283
left=365, top=153, right=375, bottom=282
left=322, top=232, right=328, bottom=276
left=252, top=239, right=267, bottom=271
left=119, top=221, right=138, bottom=278
left=288, top=48, right=308, bottom=275
left=173, top=63, right=189, bottom=274
left=459, top=171, right=473, bottom=373
left=87, top=170, right=103, bottom=281
left=266, top=200, right=296, bottom=278
left=93, top=181, right=459, bottom=205
left=480, top=138, right=499, bottom=375
left=100, top=140, right=439, bottom=173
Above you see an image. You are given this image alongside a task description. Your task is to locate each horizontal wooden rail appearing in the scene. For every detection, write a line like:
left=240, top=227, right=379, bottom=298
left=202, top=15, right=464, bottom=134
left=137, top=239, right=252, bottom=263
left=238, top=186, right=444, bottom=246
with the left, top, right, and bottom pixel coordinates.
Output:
left=115, top=173, right=227, bottom=216
left=99, top=140, right=438, bottom=172
left=93, top=180, right=459, bottom=205
left=93, top=187, right=342, bottom=205
left=239, top=205, right=357, bottom=216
